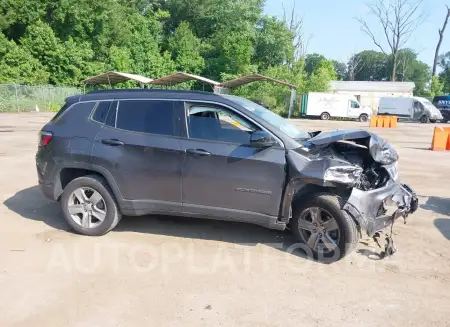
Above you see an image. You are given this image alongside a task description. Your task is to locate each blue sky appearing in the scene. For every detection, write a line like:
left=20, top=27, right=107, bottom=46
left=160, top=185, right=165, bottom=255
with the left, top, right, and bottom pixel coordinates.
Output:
left=264, top=0, right=450, bottom=66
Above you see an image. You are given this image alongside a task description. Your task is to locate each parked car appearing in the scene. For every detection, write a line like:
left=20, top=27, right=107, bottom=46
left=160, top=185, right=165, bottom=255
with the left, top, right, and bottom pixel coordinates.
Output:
left=299, top=92, right=372, bottom=122
left=432, top=95, right=450, bottom=123
left=36, top=90, right=418, bottom=262
left=378, top=96, right=443, bottom=123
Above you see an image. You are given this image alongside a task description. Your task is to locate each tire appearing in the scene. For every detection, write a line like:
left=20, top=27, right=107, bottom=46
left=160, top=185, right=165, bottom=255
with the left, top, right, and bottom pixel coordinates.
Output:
left=429, top=119, right=437, bottom=123
left=320, top=112, right=330, bottom=120
left=359, top=114, right=369, bottom=123
left=420, top=115, right=429, bottom=124
left=291, top=193, right=359, bottom=262
left=60, top=174, right=122, bottom=236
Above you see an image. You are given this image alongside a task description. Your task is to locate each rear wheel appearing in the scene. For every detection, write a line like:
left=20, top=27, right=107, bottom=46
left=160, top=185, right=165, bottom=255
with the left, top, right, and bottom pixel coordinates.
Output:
left=420, top=115, right=429, bottom=124
left=359, top=114, right=369, bottom=123
left=60, top=175, right=121, bottom=236
left=320, top=112, right=330, bottom=120
left=291, top=193, right=359, bottom=262
left=430, top=119, right=437, bottom=123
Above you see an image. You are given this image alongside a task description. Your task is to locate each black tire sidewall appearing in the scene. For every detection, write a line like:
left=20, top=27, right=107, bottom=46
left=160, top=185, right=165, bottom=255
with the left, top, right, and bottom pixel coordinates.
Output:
left=292, top=194, right=357, bottom=261
left=420, top=115, right=429, bottom=123
left=359, top=114, right=368, bottom=122
left=321, top=112, right=330, bottom=120
left=60, top=176, right=119, bottom=236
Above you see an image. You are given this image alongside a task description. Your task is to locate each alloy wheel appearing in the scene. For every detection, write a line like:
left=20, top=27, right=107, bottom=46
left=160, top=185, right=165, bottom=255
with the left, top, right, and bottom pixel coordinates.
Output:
left=67, top=187, right=107, bottom=228
left=296, top=207, right=340, bottom=253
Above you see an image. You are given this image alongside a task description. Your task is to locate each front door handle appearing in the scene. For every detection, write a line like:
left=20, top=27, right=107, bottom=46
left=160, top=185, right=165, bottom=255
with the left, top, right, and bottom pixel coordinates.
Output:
left=101, top=139, right=124, bottom=146
left=186, top=149, right=211, bottom=156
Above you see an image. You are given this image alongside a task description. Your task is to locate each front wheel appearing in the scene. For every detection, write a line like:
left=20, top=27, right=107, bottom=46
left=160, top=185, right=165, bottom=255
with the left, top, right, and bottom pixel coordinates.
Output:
left=359, top=114, right=369, bottom=123
left=320, top=112, right=330, bottom=120
left=291, top=194, right=360, bottom=262
left=420, top=115, right=429, bottom=124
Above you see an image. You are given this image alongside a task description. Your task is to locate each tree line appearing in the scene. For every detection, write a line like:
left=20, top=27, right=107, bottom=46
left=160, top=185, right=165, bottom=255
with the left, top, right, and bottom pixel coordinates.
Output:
left=0, top=0, right=449, bottom=113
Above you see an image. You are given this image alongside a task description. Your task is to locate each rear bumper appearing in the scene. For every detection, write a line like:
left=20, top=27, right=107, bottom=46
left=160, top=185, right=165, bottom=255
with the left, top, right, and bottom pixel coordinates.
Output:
left=39, top=181, right=58, bottom=201
left=344, top=181, right=418, bottom=237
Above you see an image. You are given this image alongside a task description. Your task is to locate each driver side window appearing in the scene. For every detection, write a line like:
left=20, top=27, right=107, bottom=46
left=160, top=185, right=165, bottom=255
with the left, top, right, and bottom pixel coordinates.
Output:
left=351, top=101, right=360, bottom=109
left=188, top=105, right=260, bottom=145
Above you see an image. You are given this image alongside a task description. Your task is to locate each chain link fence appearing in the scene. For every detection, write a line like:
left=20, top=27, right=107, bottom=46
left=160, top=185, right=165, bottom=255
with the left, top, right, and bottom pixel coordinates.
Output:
left=0, top=84, right=81, bottom=112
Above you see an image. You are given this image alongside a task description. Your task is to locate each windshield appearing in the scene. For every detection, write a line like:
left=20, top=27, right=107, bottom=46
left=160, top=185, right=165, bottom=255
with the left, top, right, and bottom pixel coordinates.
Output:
left=222, top=95, right=310, bottom=140
left=419, top=98, right=439, bottom=111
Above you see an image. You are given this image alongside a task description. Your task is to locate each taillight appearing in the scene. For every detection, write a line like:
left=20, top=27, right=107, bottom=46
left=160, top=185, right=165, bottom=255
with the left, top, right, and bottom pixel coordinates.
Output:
left=39, top=131, right=53, bottom=147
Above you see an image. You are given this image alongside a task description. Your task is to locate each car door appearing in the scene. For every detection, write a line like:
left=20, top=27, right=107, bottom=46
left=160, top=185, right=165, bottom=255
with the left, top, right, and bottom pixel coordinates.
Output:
left=178, top=102, right=286, bottom=220
left=412, top=100, right=424, bottom=120
left=347, top=100, right=361, bottom=118
left=92, top=99, right=183, bottom=214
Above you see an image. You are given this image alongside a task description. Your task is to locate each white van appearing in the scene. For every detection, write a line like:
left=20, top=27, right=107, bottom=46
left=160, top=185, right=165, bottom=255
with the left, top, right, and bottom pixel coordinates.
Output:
left=378, top=96, right=443, bottom=123
left=299, top=93, right=372, bottom=122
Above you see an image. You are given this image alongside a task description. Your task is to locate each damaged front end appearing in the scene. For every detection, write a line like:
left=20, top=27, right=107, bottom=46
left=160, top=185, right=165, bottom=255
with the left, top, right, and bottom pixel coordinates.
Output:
left=289, top=130, right=418, bottom=240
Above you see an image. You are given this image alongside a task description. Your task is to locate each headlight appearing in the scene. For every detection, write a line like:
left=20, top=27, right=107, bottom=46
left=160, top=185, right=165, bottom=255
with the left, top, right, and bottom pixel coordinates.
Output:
left=324, top=166, right=363, bottom=185
left=369, top=134, right=399, bottom=165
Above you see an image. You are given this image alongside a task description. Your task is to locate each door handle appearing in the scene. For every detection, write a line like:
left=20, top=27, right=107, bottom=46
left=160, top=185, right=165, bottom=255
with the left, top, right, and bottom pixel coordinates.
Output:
left=185, top=149, right=211, bottom=156
left=101, top=139, right=124, bottom=146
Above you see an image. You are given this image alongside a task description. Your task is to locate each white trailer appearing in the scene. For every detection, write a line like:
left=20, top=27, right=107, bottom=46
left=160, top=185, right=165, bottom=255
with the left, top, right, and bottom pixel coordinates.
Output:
left=378, top=96, right=443, bottom=123
left=299, top=92, right=372, bottom=122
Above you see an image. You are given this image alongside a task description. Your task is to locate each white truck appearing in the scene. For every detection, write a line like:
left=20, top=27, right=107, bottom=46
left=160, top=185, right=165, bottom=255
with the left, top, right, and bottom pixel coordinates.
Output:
left=378, top=96, right=443, bottom=123
left=299, top=93, right=372, bottom=122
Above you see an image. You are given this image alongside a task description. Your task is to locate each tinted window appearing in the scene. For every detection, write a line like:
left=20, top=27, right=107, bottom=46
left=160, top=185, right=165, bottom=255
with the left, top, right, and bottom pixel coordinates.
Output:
left=105, top=101, right=117, bottom=127
left=92, top=101, right=112, bottom=124
left=51, top=102, right=95, bottom=123
left=116, top=100, right=175, bottom=136
left=51, top=102, right=71, bottom=122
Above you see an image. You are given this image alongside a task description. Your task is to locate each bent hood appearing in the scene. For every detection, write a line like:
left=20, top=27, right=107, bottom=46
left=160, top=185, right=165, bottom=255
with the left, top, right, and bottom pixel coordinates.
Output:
left=304, top=129, right=398, bottom=165
left=308, top=129, right=371, bottom=146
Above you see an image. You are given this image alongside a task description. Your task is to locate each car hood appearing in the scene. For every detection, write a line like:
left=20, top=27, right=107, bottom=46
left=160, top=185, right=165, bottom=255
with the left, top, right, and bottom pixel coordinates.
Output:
left=303, top=129, right=399, bottom=165
left=308, top=129, right=372, bottom=146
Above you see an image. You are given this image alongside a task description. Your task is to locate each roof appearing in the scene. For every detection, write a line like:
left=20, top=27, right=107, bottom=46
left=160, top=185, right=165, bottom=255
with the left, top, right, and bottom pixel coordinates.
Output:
left=220, top=74, right=297, bottom=89
left=329, top=81, right=415, bottom=93
left=149, top=72, right=221, bottom=87
left=67, top=88, right=221, bottom=103
left=83, top=71, right=153, bottom=85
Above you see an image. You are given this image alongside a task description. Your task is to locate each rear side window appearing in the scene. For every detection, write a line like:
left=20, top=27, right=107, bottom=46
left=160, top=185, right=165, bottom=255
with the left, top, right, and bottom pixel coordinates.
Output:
left=51, top=102, right=95, bottom=123
left=51, top=102, right=71, bottom=122
left=92, top=101, right=112, bottom=124
left=116, top=100, right=175, bottom=136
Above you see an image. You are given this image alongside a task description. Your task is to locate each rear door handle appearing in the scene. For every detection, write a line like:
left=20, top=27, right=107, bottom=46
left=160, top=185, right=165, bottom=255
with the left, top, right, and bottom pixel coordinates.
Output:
left=185, top=149, right=211, bottom=156
left=101, top=139, right=124, bottom=146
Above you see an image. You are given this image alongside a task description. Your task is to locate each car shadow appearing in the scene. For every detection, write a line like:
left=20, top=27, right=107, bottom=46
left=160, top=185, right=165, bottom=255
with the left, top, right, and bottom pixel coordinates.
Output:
left=434, top=218, right=450, bottom=240
left=4, top=185, right=322, bottom=263
left=3, top=185, right=69, bottom=231
left=420, top=196, right=450, bottom=216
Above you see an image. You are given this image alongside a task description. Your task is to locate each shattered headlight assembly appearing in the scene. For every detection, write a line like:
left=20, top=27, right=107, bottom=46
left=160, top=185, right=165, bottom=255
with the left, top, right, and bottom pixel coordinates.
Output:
left=369, top=135, right=399, bottom=165
left=324, top=166, right=363, bottom=185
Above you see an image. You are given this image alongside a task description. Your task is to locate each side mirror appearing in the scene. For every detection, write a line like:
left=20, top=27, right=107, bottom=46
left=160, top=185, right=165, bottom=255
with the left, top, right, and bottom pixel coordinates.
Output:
left=250, top=131, right=278, bottom=148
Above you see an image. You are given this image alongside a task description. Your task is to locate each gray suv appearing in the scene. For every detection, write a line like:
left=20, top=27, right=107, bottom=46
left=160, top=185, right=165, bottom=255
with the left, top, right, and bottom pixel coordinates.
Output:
left=36, top=89, right=418, bottom=261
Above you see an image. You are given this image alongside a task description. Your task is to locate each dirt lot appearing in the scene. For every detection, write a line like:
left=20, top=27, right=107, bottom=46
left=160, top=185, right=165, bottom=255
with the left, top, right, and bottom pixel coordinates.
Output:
left=1, top=113, right=450, bottom=327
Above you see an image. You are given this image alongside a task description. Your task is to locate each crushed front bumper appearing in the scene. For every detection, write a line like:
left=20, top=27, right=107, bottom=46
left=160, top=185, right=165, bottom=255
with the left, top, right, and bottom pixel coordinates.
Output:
left=344, top=181, right=418, bottom=237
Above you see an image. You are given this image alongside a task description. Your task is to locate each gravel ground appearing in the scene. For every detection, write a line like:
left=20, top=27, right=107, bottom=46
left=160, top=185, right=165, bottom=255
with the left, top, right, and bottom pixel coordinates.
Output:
left=0, top=113, right=449, bottom=327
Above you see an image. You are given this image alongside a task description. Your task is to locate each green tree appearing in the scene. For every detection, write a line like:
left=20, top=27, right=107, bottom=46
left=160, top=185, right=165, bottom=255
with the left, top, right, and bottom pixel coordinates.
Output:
left=430, top=75, right=444, bottom=96
left=254, top=16, right=294, bottom=70
left=304, top=53, right=326, bottom=76
left=332, top=60, right=347, bottom=81
left=168, top=21, right=205, bottom=74
left=0, top=32, right=49, bottom=84
left=307, top=60, right=337, bottom=92
left=350, top=50, right=387, bottom=81
left=391, top=49, right=430, bottom=95
left=20, top=20, right=94, bottom=85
